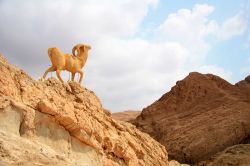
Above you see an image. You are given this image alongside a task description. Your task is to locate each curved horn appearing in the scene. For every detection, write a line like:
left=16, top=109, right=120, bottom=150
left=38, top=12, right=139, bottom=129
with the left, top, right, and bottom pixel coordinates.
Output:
left=72, top=45, right=78, bottom=56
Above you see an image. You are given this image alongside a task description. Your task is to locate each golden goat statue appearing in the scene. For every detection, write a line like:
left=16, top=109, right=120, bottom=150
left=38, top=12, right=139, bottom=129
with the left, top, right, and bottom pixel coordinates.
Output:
left=42, top=44, right=91, bottom=83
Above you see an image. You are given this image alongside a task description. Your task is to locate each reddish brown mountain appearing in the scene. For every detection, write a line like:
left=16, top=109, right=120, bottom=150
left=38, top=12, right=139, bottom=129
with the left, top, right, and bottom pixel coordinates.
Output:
left=133, top=72, right=250, bottom=164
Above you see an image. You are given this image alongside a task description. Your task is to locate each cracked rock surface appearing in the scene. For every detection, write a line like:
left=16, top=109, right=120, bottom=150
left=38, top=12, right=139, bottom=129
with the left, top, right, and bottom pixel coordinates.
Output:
left=133, top=72, right=250, bottom=164
left=0, top=54, right=184, bottom=166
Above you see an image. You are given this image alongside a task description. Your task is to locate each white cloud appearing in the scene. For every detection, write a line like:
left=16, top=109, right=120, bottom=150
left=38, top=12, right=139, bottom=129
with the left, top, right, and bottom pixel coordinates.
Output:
left=241, top=55, right=250, bottom=75
left=1, top=0, right=175, bottom=111
left=155, top=4, right=218, bottom=66
left=197, top=65, right=233, bottom=82
left=85, top=37, right=188, bottom=110
left=0, top=0, right=158, bottom=75
left=0, top=1, right=241, bottom=112
left=245, top=0, right=250, bottom=47
left=155, top=3, right=247, bottom=45
left=217, top=11, right=247, bottom=41
left=240, top=1, right=250, bottom=76
left=156, top=4, right=217, bottom=42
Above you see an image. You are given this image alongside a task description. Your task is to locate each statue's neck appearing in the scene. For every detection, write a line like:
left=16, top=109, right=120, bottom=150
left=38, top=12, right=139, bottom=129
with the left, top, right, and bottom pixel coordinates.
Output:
left=77, top=51, right=88, bottom=67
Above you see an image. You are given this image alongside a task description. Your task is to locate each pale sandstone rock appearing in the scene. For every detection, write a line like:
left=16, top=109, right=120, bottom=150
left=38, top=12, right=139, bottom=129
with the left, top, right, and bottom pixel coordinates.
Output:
left=0, top=104, right=102, bottom=166
left=0, top=54, right=182, bottom=166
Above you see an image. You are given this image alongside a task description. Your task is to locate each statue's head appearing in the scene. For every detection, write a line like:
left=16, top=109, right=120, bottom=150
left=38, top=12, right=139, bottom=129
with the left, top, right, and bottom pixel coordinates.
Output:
left=72, top=44, right=91, bottom=56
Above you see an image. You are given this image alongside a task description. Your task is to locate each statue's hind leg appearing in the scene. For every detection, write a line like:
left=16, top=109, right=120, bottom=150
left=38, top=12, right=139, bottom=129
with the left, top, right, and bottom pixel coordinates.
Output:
left=78, top=70, right=84, bottom=84
left=43, top=66, right=55, bottom=79
left=56, top=69, right=64, bottom=83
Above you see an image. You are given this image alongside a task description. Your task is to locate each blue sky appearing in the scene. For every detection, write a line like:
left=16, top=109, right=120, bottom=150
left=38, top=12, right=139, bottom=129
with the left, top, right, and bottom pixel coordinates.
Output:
left=0, top=0, right=249, bottom=112
left=140, top=0, right=249, bottom=82
left=144, top=0, right=246, bottom=23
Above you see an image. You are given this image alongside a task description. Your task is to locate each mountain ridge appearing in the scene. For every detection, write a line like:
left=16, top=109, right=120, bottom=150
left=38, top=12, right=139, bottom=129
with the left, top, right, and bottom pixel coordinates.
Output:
left=133, top=72, right=250, bottom=164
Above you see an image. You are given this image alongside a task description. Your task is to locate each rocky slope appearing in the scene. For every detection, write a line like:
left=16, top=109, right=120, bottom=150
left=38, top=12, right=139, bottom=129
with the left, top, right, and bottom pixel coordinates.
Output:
left=197, top=144, right=250, bottom=166
left=112, top=111, right=141, bottom=122
left=133, top=72, right=250, bottom=164
left=236, top=75, right=250, bottom=95
left=0, top=54, right=182, bottom=166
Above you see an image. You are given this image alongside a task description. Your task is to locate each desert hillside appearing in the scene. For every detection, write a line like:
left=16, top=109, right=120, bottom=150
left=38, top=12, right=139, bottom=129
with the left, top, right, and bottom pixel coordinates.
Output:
left=0, top=54, right=188, bottom=166
left=133, top=72, right=250, bottom=164
left=112, top=110, right=141, bottom=122
left=197, top=144, right=250, bottom=166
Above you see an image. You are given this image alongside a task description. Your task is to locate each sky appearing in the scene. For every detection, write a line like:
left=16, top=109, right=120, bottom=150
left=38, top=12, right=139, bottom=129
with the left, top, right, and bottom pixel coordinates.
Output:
left=0, top=0, right=249, bottom=112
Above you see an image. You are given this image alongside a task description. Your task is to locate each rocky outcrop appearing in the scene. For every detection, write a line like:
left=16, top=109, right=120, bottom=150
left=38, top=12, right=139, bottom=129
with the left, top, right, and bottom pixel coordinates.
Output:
left=112, top=111, right=141, bottom=122
left=0, top=54, right=173, bottom=166
left=197, top=144, right=250, bottom=166
left=236, top=75, right=250, bottom=97
left=133, top=72, right=250, bottom=164
left=0, top=101, right=103, bottom=166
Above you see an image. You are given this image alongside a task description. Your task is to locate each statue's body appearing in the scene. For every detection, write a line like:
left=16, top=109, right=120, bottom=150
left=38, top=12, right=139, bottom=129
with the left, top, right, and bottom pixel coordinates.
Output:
left=42, top=44, right=91, bottom=83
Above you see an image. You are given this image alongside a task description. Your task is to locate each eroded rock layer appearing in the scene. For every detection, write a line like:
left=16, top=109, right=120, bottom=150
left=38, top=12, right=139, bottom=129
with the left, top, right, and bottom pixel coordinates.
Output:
left=197, top=144, right=250, bottom=166
left=134, top=72, right=250, bottom=164
left=0, top=55, right=170, bottom=166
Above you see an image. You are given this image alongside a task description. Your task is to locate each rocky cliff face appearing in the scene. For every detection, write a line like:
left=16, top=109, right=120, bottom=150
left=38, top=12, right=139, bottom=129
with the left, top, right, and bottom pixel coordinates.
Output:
left=0, top=55, right=175, bottom=166
left=133, top=72, right=250, bottom=164
left=197, top=144, right=250, bottom=166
